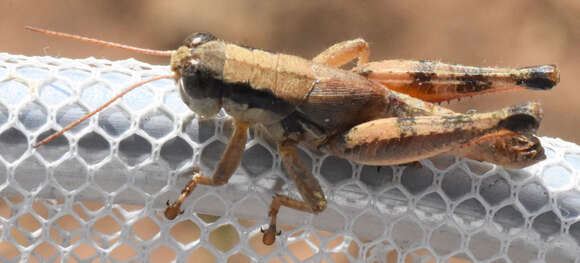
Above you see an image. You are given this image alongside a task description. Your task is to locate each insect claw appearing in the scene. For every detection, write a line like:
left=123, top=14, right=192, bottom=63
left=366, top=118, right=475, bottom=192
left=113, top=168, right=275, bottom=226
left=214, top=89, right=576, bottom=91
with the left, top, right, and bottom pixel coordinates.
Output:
left=164, top=202, right=182, bottom=220
left=191, top=166, right=201, bottom=174
left=261, top=224, right=278, bottom=245
left=277, top=230, right=282, bottom=236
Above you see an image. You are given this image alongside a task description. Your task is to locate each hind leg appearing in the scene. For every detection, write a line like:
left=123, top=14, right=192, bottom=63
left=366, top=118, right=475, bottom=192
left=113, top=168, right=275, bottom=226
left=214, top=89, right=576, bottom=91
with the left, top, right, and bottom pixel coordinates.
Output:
left=355, top=60, right=559, bottom=103
left=454, top=129, right=545, bottom=169
left=325, top=103, right=543, bottom=168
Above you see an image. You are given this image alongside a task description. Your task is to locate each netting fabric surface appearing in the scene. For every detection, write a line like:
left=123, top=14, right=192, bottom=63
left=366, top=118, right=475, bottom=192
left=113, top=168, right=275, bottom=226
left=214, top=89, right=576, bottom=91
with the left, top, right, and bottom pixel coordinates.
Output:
left=1, top=53, right=580, bottom=262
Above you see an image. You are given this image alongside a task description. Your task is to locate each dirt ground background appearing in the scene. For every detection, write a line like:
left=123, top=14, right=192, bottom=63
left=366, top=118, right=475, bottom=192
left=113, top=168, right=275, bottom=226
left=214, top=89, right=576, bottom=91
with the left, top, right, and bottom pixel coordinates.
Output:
left=2, top=0, right=579, bottom=143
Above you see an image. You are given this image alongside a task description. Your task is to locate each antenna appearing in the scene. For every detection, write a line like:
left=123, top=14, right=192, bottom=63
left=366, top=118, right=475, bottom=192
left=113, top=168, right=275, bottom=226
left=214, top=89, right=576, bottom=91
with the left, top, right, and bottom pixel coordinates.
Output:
left=34, top=75, right=175, bottom=147
left=25, top=26, right=180, bottom=147
left=25, top=26, right=174, bottom=57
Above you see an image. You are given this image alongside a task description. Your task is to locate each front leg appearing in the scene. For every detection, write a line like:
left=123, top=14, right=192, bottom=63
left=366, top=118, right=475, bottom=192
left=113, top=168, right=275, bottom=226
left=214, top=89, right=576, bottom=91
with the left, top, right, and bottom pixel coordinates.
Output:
left=164, top=121, right=249, bottom=219
left=312, top=38, right=370, bottom=68
left=262, top=140, right=327, bottom=245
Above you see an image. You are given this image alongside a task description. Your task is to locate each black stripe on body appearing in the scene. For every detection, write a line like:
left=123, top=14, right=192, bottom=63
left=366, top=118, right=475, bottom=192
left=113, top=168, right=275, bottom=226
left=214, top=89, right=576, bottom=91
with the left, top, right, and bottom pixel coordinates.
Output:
left=281, top=111, right=326, bottom=137
left=181, top=62, right=223, bottom=100
left=222, top=82, right=296, bottom=116
left=181, top=61, right=295, bottom=116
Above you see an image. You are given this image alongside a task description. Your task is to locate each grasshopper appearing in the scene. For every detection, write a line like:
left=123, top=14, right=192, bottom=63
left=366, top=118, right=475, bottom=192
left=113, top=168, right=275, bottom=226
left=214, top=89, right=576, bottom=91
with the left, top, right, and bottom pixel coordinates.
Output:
left=26, top=26, right=559, bottom=245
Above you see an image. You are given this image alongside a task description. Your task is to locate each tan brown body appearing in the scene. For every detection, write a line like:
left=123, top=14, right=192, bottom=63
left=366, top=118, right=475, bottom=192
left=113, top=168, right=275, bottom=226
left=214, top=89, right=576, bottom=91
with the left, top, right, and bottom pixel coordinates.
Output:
left=26, top=27, right=559, bottom=246
left=172, top=37, right=553, bottom=165
left=168, top=36, right=556, bottom=245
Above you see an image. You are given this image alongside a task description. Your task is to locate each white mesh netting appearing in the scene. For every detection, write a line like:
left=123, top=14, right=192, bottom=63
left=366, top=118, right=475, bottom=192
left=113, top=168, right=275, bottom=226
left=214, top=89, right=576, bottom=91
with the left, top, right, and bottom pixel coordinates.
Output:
left=0, top=52, right=580, bottom=262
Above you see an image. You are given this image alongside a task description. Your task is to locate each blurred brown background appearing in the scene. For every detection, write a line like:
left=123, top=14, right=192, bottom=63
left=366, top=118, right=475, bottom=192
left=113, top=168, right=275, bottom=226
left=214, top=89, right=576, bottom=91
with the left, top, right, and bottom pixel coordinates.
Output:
left=2, top=0, right=579, bottom=143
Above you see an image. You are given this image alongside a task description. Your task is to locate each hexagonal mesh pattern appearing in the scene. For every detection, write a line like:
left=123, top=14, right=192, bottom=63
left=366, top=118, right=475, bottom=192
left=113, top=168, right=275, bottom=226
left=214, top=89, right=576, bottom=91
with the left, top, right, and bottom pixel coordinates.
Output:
left=1, top=52, right=580, bottom=262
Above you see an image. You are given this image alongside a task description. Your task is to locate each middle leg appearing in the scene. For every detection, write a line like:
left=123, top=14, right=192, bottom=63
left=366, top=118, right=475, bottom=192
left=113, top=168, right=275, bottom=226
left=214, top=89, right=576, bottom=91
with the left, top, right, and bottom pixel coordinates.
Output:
left=262, top=140, right=327, bottom=245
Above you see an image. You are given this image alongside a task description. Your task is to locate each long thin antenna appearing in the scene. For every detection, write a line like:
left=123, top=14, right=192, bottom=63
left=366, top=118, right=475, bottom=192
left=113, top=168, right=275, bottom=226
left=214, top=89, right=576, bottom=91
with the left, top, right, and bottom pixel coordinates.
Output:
left=34, top=75, right=175, bottom=148
left=25, top=26, right=174, bottom=57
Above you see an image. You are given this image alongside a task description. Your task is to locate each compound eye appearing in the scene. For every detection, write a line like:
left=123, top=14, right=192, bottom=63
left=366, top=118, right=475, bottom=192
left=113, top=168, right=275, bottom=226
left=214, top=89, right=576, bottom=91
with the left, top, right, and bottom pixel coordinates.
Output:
left=184, top=32, right=217, bottom=48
